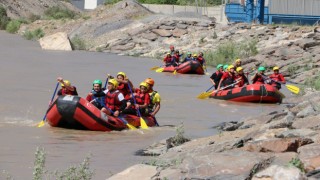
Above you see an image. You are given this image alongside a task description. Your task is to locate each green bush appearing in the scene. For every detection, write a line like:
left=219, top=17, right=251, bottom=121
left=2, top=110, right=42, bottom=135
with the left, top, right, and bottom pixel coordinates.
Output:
left=70, top=35, right=87, bottom=50
left=44, top=6, right=76, bottom=20
left=0, top=5, right=10, bottom=30
left=304, top=75, right=320, bottom=90
left=104, top=0, right=122, bottom=5
left=23, top=28, right=45, bottom=40
left=6, top=20, right=22, bottom=33
left=204, top=39, right=258, bottom=67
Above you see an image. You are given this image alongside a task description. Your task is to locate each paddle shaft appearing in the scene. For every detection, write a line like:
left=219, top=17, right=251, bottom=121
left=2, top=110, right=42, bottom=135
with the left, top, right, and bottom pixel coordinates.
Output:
left=42, top=82, right=60, bottom=121
left=104, top=77, right=109, bottom=89
left=127, top=83, right=143, bottom=117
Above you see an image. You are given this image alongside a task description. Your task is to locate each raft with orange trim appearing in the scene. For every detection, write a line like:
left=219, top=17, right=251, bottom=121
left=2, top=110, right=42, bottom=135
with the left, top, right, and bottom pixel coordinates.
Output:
left=209, top=84, right=283, bottom=103
left=46, top=95, right=157, bottom=131
left=163, top=61, right=205, bottom=75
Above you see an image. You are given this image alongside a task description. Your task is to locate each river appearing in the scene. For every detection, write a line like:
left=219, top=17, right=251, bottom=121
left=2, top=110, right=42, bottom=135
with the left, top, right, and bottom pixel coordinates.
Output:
left=0, top=31, right=286, bottom=179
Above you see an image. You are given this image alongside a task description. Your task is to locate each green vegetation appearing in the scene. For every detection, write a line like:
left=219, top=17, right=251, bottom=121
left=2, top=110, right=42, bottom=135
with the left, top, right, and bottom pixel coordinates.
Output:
left=2, top=147, right=94, bottom=179
left=23, top=28, right=45, bottom=40
left=0, top=5, right=10, bottom=30
left=204, top=39, right=258, bottom=66
left=44, top=6, right=76, bottom=20
left=70, top=35, right=87, bottom=50
left=104, top=0, right=122, bottom=5
left=138, top=0, right=222, bottom=6
left=288, top=157, right=305, bottom=172
left=304, top=75, right=320, bottom=91
left=5, top=20, right=22, bottom=33
left=172, top=123, right=190, bottom=146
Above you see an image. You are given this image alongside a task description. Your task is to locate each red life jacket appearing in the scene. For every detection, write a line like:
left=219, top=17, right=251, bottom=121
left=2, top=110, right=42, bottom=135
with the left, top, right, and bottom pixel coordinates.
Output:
left=173, top=54, right=180, bottom=63
left=105, top=90, right=122, bottom=111
left=163, top=56, right=172, bottom=64
left=60, top=87, right=78, bottom=95
left=269, top=73, right=285, bottom=83
left=135, top=90, right=150, bottom=106
left=117, top=83, right=130, bottom=100
left=197, top=57, right=204, bottom=65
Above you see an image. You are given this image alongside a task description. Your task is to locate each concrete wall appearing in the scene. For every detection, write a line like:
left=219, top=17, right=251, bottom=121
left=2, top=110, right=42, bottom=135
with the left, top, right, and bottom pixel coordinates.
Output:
left=142, top=4, right=228, bottom=23
left=84, top=0, right=97, bottom=9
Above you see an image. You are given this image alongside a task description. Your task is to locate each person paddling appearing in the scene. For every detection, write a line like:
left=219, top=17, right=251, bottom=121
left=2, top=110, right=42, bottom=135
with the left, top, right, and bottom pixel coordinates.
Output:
left=163, top=53, right=173, bottom=67
left=233, top=59, right=242, bottom=70
left=182, top=52, right=193, bottom=63
left=210, top=64, right=224, bottom=89
left=235, top=67, right=249, bottom=87
left=86, top=79, right=105, bottom=109
left=101, top=79, right=127, bottom=117
left=144, top=78, right=161, bottom=117
left=172, top=50, right=182, bottom=66
left=57, top=77, right=78, bottom=96
left=197, top=52, right=206, bottom=66
left=116, top=72, right=133, bottom=101
left=269, top=66, right=286, bottom=90
left=252, top=66, right=267, bottom=84
left=217, top=65, right=237, bottom=91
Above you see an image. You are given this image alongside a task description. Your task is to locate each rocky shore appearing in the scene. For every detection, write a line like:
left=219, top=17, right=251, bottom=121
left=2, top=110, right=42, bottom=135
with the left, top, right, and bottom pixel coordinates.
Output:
left=2, top=0, right=320, bottom=179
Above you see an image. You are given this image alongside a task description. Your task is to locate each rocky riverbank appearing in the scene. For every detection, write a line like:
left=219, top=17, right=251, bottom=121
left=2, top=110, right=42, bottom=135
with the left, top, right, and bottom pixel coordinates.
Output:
left=2, top=0, right=320, bottom=179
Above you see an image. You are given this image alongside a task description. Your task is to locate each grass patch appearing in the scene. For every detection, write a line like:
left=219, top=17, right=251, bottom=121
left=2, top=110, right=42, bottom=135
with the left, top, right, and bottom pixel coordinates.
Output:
left=0, top=5, right=10, bottom=30
left=288, top=157, right=305, bottom=172
left=204, top=39, right=258, bottom=66
left=23, top=28, right=45, bottom=40
left=44, top=6, right=77, bottom=20
left=304, top=75, right=320, bottom=91
left=70, top=35, right=87, bottom=50
left=104, top=0, right=122, bottom=5
left=5, top=20, right=22, bottom=33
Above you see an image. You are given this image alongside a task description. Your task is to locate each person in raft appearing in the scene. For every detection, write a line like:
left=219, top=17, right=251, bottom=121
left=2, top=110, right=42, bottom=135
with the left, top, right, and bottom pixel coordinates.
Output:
left=169, top=45, right=175, bottom=56
left=116, top=72, right=134, bottom=101
left=182, top=52, right=193, bottom=63
left=172, top=50, right=183, bottom=66
left=101, top=79, right=128, bottom=117
left=86, top=79, right=105, bottom=109
left=57, top=77, right=78, bottom=96
left=210, top=64, right=224, bottom=89
left=223, top=64, right=229, bottom=72
left=197, top=52, right=206, bottom=66
left=163, top=53, right=173, bottom=67
left=192, top=54, right=198, bottom=61
left=216, top=65, right=237, bottom=91
left=251, top=66, right=269, bottom=84
left=127, top=82, right=150, bottom=115
left=233, top=59, right=242, bottom=70
left=235, top=67, right=249, bottom=87
left=144, top=78, right=161, bottom=117
left=269, top=66, right=286, bottom=90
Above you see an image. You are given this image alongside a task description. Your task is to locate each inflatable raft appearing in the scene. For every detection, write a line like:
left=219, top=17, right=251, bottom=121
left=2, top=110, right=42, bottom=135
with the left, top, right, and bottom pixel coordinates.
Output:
left=163, top=61, right=205, bottom=75
left=46, top=95, right=157, bottom=131
left=209, top=84, right=283, bottom=103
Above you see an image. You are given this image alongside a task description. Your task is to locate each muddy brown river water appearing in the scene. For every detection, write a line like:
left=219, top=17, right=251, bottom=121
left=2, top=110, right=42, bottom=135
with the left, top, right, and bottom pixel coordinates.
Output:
left=0, top=31, right=285, bottom=179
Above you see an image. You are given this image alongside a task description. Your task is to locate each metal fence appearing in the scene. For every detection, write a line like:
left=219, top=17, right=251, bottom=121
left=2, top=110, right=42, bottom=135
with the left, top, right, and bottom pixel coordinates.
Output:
left=269, top=0, right=320, bottom=16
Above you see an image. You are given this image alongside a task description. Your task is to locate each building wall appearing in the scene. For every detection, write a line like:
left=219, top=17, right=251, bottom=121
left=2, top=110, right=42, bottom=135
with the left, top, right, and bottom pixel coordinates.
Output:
left=269, top=0, right=320, bottom=16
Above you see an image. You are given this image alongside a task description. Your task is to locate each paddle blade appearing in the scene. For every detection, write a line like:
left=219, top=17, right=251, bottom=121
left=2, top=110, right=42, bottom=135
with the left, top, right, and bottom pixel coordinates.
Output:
left=150, top=66, right=160, bottom=70
left=37, top=121, right=45, bottom=127
left=286, top=84, right=300, bottom=94
left=197, top=91, right=212, bottom=99
left=127, top=123, right=137, bottom=130
left=173, top=70, right=177, bottom=75
left=155, top=68, right=164, bottom=73
left=140, top=117, right=149, bottom=129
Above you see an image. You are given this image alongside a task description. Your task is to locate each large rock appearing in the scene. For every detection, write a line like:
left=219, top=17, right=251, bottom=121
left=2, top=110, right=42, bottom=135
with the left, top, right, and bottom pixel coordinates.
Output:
left=151, top=29, right=172, bottom=37
left=107, top=164, right=157, bottom=180
left=252, top=165, right=307, bottom=180
left=39, top=32, right=72, bottom=51
left=172, top=28, right=187, bottom=38
left=298, top=144, right=320, bottom=171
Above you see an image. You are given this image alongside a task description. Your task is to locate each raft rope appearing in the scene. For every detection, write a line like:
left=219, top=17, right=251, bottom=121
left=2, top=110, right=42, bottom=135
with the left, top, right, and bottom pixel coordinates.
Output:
left=259, top=85, right=268, bottom=103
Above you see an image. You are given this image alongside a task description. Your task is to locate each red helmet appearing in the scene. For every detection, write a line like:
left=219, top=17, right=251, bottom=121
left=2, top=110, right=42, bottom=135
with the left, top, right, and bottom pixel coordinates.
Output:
left=144, top=78, right=154, bottom=86
left=170, top=45, right=174, bottom=50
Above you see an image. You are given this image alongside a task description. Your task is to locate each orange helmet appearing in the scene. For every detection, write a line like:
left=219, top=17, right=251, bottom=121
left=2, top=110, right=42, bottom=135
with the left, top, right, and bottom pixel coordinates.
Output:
left=145, top=78, right=154, bottom=86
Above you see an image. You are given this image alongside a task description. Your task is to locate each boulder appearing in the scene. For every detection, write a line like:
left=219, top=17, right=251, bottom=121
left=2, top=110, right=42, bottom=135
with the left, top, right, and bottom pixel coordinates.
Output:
left=151, top=29, right=172, bottom=37
left=107, top=164, right=158, bottom=180
left=252, top=165, right=307, bottom=180
left=39, top=32, right=72, bottom=51
left=172, top=28, right=187, bottom=38
left=298, top=144, right=320, bottom=171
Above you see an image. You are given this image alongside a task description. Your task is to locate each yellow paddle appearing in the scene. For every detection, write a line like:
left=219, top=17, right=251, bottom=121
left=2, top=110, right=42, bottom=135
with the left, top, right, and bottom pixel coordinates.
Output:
left=127, top=83, right=148, bottom=129
left=285, top=84, right=300, bottom=94
left=155, top=68, right=164, bottom=73
left=37, top=82, right=59, bottom=127
left=150, top=66, right=160, bottom=70
left=104, top=106, right=136, bottom=130
left=198, top=80, right=241, bottom=99
left=173, top=70, right=177, bottom=75
left=197, top=85, right=214, bottom=99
